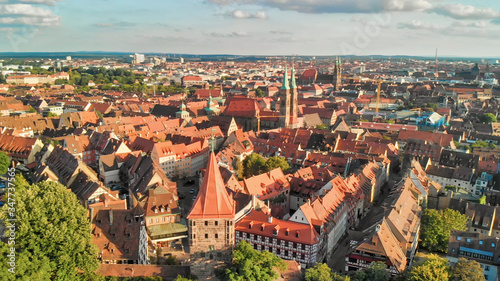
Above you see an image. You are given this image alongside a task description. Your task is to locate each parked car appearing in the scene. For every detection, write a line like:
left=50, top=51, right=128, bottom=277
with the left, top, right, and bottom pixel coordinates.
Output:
left=189, top=189, right=194, bottom=194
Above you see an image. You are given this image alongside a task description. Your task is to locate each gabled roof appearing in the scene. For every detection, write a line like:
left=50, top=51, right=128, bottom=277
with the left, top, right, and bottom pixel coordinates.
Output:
left=187, top=152, right=234, bottom=219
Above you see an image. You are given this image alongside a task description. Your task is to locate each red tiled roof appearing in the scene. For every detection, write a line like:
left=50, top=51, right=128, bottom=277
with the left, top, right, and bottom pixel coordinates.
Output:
left=187, top=152, right=234, bottom=219
left=236, top=210, right=320, bottom=245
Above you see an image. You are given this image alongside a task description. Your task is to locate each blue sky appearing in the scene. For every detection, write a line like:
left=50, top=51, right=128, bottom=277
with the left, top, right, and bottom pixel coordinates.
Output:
left=0, top=0, right=500, bottom=57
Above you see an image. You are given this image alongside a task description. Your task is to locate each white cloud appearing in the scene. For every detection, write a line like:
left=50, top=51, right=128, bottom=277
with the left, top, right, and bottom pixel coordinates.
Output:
left=0, top=3, right=61, bottom=26
left=208, top=0, right=500, bottom=23
left=226, top=9, right=268, bottom=19
left=208, top=0, right=439, bottom=14
left=384, top=0, right=433, bottom=12
left=453, top=21, right=487, bottom=28
left=19, top=0, right=61, bottom=6
left=433, top=4, right=500, bottom=19
left=207, top=31, right=249, bottom=37
left=0, top=3, right=55, bottom=16
left=398, top=20, right=443, bottom=30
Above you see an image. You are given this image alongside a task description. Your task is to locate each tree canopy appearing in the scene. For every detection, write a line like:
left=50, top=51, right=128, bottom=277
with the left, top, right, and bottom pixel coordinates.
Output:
left=0, top=151, right=10, bottom=174
left=216, top=240, right=286, bottom=281
left=242, top=153, right=266, bottom=178
left=450, top=258, right=485, bottom=281
left=409, top=254, right=450, bottom=281
left=420, top=209, right=468, bottom=252
left=0, top=178, right=100, bottom=280
left=242, top=154, right=291, bottom=179
left=471, top=141, right=497, bottom=149
left=478, top=113, right=497, bottom=124
left=305, top=263, right=333, bottom=281
left=264, top=156, right=290, bottom=173
left=351, top=262, right=389, bottom=281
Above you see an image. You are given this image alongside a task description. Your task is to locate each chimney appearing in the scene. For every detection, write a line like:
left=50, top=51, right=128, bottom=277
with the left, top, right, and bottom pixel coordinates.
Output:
left=109, top=209, right=114, bottom=226
left=307, top=198, right=311, bottom=205
left=268, top=216, right=273, bottom=223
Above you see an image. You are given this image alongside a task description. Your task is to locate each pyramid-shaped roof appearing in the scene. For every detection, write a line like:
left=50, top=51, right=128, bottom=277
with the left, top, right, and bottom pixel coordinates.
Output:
left=187, top=152, right=234, bottom=219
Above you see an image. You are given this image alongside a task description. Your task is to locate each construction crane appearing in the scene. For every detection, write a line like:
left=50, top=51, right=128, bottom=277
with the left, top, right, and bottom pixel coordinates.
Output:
left=375, top=79, right=393, bottom=115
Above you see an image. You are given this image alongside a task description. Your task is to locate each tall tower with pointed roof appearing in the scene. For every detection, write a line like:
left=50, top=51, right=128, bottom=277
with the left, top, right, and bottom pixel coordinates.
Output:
left=333, top=57, right=342, bottom=92
left=279, top=66, right=291, bottom=128
left=289, top=66, right=299, bottom=127
left=187, top=152, right=235, bottom=279
left=176, top=101, right=190, bottom=120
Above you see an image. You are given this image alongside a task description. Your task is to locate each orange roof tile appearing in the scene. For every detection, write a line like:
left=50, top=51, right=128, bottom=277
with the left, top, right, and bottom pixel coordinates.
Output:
left=187, top=152, right=234, bottom=219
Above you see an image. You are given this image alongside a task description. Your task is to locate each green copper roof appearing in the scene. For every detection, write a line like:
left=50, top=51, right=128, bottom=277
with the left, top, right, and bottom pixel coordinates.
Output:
left=281, top=66, right=290, bottom=90
left=290, top=67, right=297, bottom=89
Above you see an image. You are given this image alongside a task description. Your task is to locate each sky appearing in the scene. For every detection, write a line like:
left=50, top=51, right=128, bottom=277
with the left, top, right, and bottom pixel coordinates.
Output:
left=0, top=0, right=500, bottom=57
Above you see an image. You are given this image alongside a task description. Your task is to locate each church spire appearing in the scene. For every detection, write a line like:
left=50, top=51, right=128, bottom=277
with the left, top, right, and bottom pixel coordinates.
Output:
left=187, top=152, right=234, bottom=219
left=281, top=65, right=290, bottom=90
left=290, top=66, right=297, bottom=89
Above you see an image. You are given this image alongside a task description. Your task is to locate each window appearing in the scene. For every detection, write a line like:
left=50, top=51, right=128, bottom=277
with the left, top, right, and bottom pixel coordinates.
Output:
left=457, top=236, right=461, bottom=241
left=205, top=234, right=208, bottom=239
left=205, top=221, right=209, bottom=226
left=492, top=243, right=496, bottom=247
left=215, top=234, right=218, bottom=239
left=215, top=221, right=218, bottom=226
left=467, top=238, right=471, bottom=242
left=480, top=240, right=484, bottom=245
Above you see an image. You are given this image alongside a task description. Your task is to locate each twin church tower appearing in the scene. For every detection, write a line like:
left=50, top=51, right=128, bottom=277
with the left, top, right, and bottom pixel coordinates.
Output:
left=279, top=65, right=299, bottom=129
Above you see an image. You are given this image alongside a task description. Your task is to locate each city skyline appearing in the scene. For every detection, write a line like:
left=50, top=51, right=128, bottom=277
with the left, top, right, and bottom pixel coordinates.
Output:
left=1, top=0, right=500, bottom=57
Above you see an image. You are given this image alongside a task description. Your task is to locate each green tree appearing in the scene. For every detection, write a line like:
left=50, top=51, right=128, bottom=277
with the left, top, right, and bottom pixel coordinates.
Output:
left=316, top=124, right=329, bottom=130
left=46, top=112, right=58, bottom=117
left=479, top=195, right=487, bottom=205
left=0, top=151, right=10, bottom=174
left=235, top=158, right=244, bottom=180
left=332, top=272, right=350, bottom=281
left=255, top=88, right=266, bottom=97
left=409, top=254, right=450, bottom=281
left=216, top=240, right=286, bottom=281
left=165, top=255, right=177, bottom=265
left=54, top=78, right=68, bottom=85
left=420, top=209, right=468, bottom=252
left=264, top=156, right=290, bottom=173
left=352, top=262, right=389, bottom=281
left=471, top=141, right=497, bottom=149
left=95, top=110, right=104, bottom=119
left=450, top=258, right=485, bottom=281
left=27, top=106, right=37, bottom=113
left=0, top=72, right=5, bottom=83
left=173, top=275, right=197, bottom=281
left=305, top=263, right=332, bottom=281
left=0, top=180, right=100, bottom=280
left=424, top=103, right=438, bottom=112
left=478, top=113, right=497, bottom=124
left=242, top=153, right=266, bottom=178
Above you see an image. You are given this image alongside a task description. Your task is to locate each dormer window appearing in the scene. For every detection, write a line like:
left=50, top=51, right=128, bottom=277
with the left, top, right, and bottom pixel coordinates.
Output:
left=296, top=231, right=300, bottom=238
left=249, top=221, right=253, bottom=229
left=286, top=228, right=290, bottom=236
left=261, top=223, right=266, bottom=231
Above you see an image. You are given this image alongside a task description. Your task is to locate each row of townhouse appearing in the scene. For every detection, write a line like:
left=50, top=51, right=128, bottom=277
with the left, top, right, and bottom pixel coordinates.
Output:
left=346, top=176, right=425, bottom=276
left=151, top=139, right=210, bottom=178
